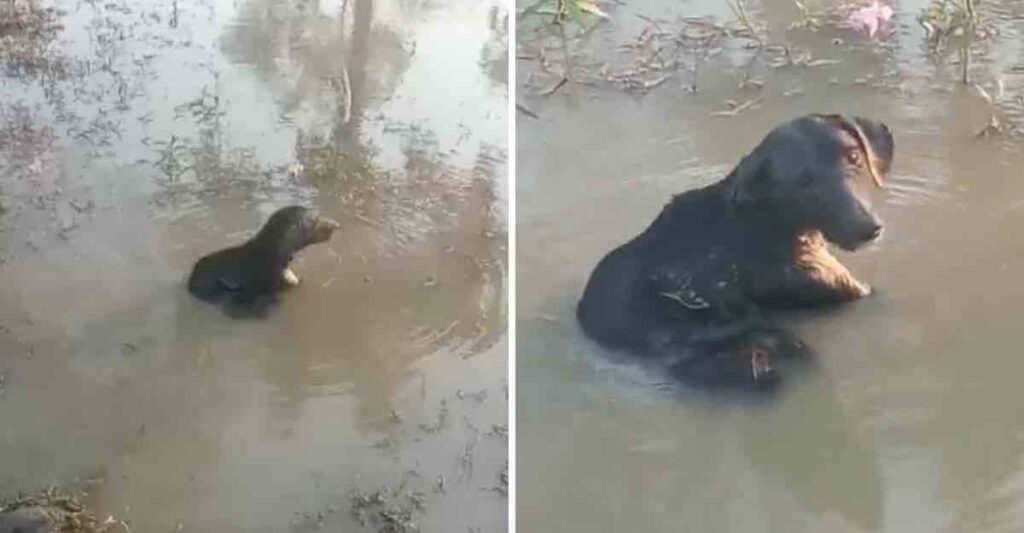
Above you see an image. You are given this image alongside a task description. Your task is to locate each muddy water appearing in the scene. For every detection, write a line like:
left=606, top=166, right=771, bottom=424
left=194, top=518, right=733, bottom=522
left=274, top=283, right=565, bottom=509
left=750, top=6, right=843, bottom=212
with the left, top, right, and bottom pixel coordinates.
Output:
left=0, top=0, right=507, bottom=531
left=518, top=1, right=1024, bottom=532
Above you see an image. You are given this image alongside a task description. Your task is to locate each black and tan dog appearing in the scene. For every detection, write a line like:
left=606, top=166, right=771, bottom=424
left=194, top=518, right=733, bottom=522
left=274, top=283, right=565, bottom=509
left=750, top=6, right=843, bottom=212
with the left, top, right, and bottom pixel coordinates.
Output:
left=188, top=205, right=340, bottom=307
left=577, top=114, right=894, bottom=389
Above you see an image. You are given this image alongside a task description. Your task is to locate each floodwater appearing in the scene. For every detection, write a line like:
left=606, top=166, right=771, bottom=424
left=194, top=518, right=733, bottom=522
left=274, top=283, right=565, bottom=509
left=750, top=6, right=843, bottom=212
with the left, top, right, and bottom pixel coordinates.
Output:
left=0, top=0, right=507, bottom=532
left=517, top=1, right=1024, bottom=532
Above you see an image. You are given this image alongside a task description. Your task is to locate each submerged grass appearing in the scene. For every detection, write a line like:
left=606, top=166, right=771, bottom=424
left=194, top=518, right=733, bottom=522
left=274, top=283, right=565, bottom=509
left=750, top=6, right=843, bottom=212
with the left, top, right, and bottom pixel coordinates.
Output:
left=350, top=487, right=426, bottom=533
left=0, top=0, right=67, bottom=79
left=518, top=0, right=1023, bottom=137
left=0, top=486, right=117, bottom=533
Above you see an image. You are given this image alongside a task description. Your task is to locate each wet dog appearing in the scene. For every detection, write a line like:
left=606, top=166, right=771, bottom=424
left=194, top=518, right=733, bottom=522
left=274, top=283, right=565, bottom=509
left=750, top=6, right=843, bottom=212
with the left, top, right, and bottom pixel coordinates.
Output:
left=577, top=114, right=894, bottom=389
left=188, top=206, right=340, bottom=308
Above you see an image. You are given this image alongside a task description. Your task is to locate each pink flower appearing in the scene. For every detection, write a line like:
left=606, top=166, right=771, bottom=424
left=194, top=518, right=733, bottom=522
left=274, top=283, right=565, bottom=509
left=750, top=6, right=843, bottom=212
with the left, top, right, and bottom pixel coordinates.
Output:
left=846, top=0, right=894, bottom=38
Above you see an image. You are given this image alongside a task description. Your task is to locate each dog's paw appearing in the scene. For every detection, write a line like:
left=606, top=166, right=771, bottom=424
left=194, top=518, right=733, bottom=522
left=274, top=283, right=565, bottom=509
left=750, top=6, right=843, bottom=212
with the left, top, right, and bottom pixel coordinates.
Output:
left=281, top=268, right=300, bottom=287
left=851, top=280, right=872, bottom=298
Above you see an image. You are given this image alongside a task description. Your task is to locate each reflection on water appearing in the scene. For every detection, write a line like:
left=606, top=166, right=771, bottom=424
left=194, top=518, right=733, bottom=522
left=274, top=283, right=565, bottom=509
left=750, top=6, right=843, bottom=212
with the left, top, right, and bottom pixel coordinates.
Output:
left=519, top=1, right=1024, bottom=532
left=0, top=0, right=506, bottom=531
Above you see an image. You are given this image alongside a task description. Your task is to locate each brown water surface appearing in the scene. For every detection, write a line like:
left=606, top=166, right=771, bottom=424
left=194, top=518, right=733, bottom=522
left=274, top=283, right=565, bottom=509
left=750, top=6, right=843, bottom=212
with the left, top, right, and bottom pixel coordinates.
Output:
left=0, top=0, right=508, bottom=531
left=518, top=1, right=1024, bottom=531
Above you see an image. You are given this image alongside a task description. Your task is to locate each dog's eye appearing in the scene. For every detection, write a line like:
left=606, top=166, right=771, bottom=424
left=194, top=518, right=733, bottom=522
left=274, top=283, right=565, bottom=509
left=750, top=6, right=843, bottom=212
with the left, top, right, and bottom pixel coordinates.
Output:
left=844, top=147, right=862, bottom=167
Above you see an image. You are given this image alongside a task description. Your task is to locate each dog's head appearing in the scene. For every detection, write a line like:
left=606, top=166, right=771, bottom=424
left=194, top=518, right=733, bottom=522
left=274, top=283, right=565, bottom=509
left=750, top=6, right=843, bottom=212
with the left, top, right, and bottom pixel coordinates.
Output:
left=728, top=114, right=894, bottom=251
left=257, top=205, right=341, bottom=258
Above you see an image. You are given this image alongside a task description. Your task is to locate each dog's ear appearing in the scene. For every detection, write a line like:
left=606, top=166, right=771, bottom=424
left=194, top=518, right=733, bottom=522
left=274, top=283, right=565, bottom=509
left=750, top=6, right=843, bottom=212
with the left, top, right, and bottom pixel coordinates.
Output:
left=277, top=219, right=307, bottom=257
left=852, top=116, right=894, bottom=177
left=824, top=114, right=888, bottom=188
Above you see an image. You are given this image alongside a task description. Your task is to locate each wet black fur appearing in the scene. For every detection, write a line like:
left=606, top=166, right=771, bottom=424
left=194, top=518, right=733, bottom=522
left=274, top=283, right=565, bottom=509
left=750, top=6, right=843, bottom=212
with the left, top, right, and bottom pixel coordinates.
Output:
left=577, top=114, right=895, bottom=389
left=188, top=205, right=339, bottom=308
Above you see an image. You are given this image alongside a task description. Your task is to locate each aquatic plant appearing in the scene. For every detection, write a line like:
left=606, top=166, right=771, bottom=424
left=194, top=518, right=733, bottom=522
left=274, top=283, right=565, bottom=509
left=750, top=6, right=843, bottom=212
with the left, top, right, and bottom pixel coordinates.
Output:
left=725, top=0, right=761, bottom=41
left=557, top=0, right=608, bottom=25
left=919, top=0, right=985, bottom=83
left=518, top=0, right=609, bottom=26
left=919, top=0, right=979, bottom=42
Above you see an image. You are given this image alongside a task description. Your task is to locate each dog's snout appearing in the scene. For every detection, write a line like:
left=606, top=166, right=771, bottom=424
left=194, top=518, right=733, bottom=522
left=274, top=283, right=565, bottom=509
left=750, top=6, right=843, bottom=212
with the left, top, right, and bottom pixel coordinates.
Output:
left=864, top=222, right=883, bottom=242
left=320, top=217, right=341, bottom=231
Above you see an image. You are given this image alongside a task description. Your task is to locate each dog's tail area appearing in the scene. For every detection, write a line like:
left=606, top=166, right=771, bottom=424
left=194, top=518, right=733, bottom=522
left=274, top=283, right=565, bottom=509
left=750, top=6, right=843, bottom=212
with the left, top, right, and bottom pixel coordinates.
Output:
left=576, top=293, right=629, bottom=349
left=575, top=297, right=615, bottom=351
left=575, top=291, right=601, bottom=337
left=575, top=297, right=596, bottom=338
left=187, top=257, right=225, bottom=302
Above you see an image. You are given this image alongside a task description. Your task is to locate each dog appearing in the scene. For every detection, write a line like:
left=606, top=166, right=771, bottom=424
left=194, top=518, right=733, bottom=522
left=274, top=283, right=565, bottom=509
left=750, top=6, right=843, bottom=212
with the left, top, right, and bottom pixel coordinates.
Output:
left=576, top=114, right=894, bottom=389
left=188, top=205, right=340, bottom=306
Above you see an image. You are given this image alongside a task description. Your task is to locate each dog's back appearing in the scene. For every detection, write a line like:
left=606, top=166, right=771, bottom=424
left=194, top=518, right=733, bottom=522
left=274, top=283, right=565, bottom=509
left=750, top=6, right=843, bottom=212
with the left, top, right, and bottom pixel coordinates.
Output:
left=577, top=182, right=735, bottom=353
left=187, top=246, right=245, bottom=301
left=576, top=241, right=646, bottom=348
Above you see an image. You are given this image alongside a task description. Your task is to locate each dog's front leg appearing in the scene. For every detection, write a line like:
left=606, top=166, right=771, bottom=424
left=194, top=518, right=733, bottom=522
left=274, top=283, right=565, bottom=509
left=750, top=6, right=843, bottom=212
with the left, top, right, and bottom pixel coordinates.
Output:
left=797, top=244, right=872, bottom=300
left=281, top=268, right=300, bottom=287
left=748, top=261, right=870, bottom=307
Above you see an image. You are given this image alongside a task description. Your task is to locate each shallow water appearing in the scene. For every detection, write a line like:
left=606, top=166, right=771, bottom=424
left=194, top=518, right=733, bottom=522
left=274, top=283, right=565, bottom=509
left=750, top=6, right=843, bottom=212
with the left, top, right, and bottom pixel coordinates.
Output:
left=0, top=0, right=507, bottom=531
left=517, top=1, right=1024, bottom=532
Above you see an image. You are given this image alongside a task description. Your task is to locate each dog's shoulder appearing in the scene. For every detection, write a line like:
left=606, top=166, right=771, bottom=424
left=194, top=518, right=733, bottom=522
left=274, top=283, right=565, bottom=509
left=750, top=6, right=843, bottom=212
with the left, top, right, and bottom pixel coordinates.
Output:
left=645, top=184, right=731, bottom=236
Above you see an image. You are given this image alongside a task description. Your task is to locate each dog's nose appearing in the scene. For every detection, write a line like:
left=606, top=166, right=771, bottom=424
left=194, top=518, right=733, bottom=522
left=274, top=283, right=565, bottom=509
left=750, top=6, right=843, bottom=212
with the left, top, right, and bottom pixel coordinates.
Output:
left=864, top=223, right=883, bottom=242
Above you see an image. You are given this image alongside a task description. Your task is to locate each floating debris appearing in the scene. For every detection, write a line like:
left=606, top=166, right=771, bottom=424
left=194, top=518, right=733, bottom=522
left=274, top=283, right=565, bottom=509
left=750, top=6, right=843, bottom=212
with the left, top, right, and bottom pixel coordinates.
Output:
left=350, top=488, right=425, bottom=533
left=845, top=0, right=894, bottom=38
left=459, top=430, right=481, bottom=483
left=456, top=389, right=488, bottom=403
left=488, top=423, right=508, bottom=439
left=419, top=400, right=450, bottom=434
left=0, top=486, right=112, bottom=533
left=516, top=104, right=540, bottom=118
left=479, top=463, right=509, bottom=497
left=710, top=96, right=764, bottom=118
left=976, top=114, right=1004, bottom=138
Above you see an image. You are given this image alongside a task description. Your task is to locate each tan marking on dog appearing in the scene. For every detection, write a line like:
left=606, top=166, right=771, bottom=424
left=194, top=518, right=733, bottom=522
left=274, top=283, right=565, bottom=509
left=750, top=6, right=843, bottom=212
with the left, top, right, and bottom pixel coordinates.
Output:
left=795, top=231, right=871, bottom=298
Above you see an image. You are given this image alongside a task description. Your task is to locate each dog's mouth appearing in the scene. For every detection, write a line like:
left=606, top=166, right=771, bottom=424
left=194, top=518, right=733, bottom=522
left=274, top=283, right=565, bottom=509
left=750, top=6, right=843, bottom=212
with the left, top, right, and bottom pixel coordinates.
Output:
left=829, top=224, right=884, bottom=252
left=860, top=227, right=885, bottom=250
